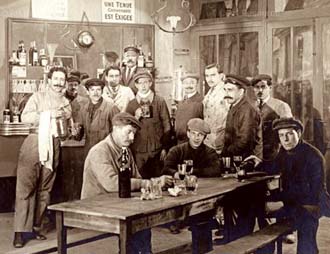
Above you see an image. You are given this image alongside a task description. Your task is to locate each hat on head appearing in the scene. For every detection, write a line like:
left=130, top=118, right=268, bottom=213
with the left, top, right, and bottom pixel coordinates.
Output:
left=124, top=46, right=139, bottom=54
left=225, top=74, right=250, bottom=89
left=105, top=51, right=119, bottom=61
left=133, top=71, right=153, bottom=83
left=67, top=75, right=80, bottom=82
left=112, top=112, right=141, bottom=130
left=251, top=74, right=272, bottom=86
left=272, top=117, right=304, bottom=132
left=181, top=73, right=199, bottom=82
left=84, top=78, right=105, bottom=89
left=187, top=118, right=211, bottom=136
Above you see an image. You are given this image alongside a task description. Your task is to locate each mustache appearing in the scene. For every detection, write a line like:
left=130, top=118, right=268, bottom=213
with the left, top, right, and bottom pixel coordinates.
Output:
left=224, top=96, right=233, bottom=100
left=257, top=92, right=263, bottom=97
left=127, top=59, right=134, bottom=63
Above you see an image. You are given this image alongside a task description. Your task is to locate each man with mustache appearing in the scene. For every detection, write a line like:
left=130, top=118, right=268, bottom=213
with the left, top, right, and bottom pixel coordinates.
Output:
left=203, top=63, right=229, bottom=153
left=81, top=112, right=173, bottom=254
left=121, top=46, right=139, bottom=94
left=175, top=73, right=203, bottom=144
left=251, top=74, right=292, bottom=161
left=102, top=66, right=135, bottom=112
left=13, top=67, right=71, bottom=248
left=76, top=78, right=120, bottom=153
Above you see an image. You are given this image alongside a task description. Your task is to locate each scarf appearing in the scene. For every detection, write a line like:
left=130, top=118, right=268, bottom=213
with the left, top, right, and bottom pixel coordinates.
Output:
left=88, top=97, right=103, bottom=121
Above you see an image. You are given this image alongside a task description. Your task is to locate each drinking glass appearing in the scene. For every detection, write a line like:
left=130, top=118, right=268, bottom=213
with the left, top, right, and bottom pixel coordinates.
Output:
left=184, top=160, right=193, bottom=175
left=222, top=157, right=231, bottom=174
left=177, top=164, right=187, bottom=194
left=186, top=175, right=198, bottom=194
left=233, top=156, right=243, bottom=172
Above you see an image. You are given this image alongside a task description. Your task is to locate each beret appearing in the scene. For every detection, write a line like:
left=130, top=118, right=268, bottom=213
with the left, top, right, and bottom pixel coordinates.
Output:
left=124, top=46, right=139, bottom=54
left=251, top=74, right=272, bottom=86
left=133, top=71, right=153, bottom=82
left=67, top=75, right=80, bottom=82
left=225, top=74, right=250, bottom=89
left=84, top=78, right=105, bottom=89
left=181, top=73, right=199, bottom=81
left=187, top=118, right=210, bottom=135
left=272, top=117, right=304, bottom=132
left=112, top=112, right=141, bottom=130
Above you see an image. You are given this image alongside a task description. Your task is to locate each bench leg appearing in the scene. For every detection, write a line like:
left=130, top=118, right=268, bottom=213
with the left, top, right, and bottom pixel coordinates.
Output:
left=276, top=237, right=283, bottom=254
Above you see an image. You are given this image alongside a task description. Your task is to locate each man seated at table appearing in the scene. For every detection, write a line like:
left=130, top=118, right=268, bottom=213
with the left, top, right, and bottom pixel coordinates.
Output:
left=81, top=112, right=173, bottom=254
left=246, top=117, right=330, bottom=254
left=163, top=118, right=221, bottom=253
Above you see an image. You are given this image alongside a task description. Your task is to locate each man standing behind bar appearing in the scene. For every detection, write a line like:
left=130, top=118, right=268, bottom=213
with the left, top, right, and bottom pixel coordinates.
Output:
left=81, top=112, right=173, bottom=254
left=251, top=74, right=292, bottom=161
left=221, top=74, right=261, bottom=159
left=102, top=66, right=135, bottom=112
left=175, top=73, right=203, bottom=144
left=121, top=46, right=139, bottom=94
left=77, top=78, right=119, bottom=153
left=13, top=67, right=71, bottom=248
left=203, top=63, right=229, bottom=153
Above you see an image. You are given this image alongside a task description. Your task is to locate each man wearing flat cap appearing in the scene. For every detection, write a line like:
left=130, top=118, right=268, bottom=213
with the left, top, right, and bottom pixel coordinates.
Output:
left=81, top=112, right=173, bottom=254
left=203, top=63, right=229, bottom=153
left=163, top=118, right=221, bottom=253
left=251, top=74, right=292, bottom=161
left=175, top=73, right=204, bottom=144
left=221, top=74, right=261, bottom=159
left=246, top=117, right=330, bottom=254
left=126, top=71, right=171, bottom=179
left=121, top=46, right=139, bottom=93
left=76, top=78, right=119, bottom=153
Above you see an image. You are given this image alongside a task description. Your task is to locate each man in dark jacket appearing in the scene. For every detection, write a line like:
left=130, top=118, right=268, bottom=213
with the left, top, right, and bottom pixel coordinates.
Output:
left=248, top=117, right=330, bottom=254
left=222, top=74, right=261, bottom=159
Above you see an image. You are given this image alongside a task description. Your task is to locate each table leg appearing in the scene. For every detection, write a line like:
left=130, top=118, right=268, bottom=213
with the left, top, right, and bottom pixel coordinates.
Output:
left=119, top=221, right=128, bottom=254
left=56, top=211, right=68, bottom=254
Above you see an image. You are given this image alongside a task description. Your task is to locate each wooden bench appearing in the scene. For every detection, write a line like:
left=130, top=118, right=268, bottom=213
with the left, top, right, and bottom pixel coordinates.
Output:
left=208, top=220, right=293, bottom=254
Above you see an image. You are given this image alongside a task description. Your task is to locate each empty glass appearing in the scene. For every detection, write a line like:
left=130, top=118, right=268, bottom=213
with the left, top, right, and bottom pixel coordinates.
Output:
left=184, top=160, right=193, bottom=175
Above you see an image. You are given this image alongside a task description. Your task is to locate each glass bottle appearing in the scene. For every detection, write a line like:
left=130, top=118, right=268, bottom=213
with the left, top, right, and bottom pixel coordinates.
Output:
left=18, top=40, right=27, bottom=66
left=119, top=147, right=131, bottom=198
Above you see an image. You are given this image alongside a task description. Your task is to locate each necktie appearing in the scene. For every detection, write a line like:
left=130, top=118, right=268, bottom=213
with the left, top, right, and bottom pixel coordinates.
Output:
left=258, top=99, right=263, bottom=111
left=126, top=68, right=131, bottom=81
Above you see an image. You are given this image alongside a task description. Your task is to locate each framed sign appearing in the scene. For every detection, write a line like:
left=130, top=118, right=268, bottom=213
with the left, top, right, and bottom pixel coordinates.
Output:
left=53, top=55, right=77, bottom=70
left=102, top=0, right=135, bottom=23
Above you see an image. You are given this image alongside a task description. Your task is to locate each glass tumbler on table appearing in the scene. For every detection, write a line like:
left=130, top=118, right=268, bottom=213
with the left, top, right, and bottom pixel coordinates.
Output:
left=184, top=160, right=193, bottom=175
left=177, top=164, right=187, bottom=194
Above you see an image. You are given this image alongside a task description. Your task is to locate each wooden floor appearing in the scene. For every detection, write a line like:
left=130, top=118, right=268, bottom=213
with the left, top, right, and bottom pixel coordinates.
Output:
left=1, top=213, right=330, bottom=254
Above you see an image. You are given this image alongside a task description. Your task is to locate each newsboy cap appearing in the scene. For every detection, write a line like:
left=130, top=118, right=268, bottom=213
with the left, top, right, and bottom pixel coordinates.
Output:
left=272, top=117, right=304, bottom=132
left=251, top=74, right=272, bottom=86
left=181, top=73, right=199, bottom=82
left=84, top=78, right=105, bottom=89
left=67, top=75, right=80, bottom=82
left=187, top=118, right=211, bottom=135
left=124, top=46, right=139, bottom=54
left=112, top=112, right=141, bottom=130
left=133, top=71, right=153, bottom=83
left=225, top=74, right=250, bottom=89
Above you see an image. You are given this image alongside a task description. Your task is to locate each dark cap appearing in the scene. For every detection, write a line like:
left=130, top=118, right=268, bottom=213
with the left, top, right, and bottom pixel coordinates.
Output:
left=181, top=73, right=199, bottom=82
left=67, top=75, right=80, bottom=82
left=272, top=117, right=304, bottom=132
left=105, top=51, right=119, bottom=60
left=225, top=74, right=250, bottom=89
left=112, top=112, right=141, bottom=130
left=84, top=78, right=105, bottom=89
left=251, top=74, right=272, bottom=86
left=133, top=71, right=153, bottom=83
left=187, top=118, right=210, bottom=135
left=124, top=46, right=139, bottom=54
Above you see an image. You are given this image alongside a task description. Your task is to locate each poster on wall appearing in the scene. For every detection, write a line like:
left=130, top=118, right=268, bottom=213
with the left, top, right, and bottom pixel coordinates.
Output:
left=31, top=0, right=68, bottom=20
left=102, top=0, right=135, bottom=23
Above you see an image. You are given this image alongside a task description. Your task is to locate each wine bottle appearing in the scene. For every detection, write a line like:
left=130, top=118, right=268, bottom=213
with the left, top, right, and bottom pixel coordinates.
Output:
left=118, top=147, right=131, bottom=198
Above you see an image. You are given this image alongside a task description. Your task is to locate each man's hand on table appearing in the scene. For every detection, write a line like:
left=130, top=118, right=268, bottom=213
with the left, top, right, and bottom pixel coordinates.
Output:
left=243, top=155, right=262, bottom=167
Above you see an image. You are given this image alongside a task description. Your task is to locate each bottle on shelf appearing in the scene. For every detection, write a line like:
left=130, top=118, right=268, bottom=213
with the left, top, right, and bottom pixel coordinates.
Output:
left=12, top=106, right=20, bottom=123
left=3, top=109, right=11, bottom=124
left=18, top=40, right=27, bottom=66
left=29, top=41, right=39, bottom=66
left=145, top=52, right=154, bottom=68
left=118, top=147, right=131, bottom=198
left=39, top=49, right=48, bottom=67
left=137, top=45, right=145, bottom=68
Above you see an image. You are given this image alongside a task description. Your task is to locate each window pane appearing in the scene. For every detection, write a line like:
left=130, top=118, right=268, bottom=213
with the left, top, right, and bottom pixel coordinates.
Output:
left=273, top=0, right=330, bottom=12
left=239, top=32, right=259, bottom=77
left=218, top=33, right=238, bottom=74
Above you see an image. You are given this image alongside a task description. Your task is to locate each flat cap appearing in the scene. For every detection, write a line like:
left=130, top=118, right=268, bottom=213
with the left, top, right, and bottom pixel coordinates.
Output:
left=67, top=75, right=80, bottom=82
left=187, top=118, right=210, bottom=135
left=251, top=74, right=272, bottom=86
left=225, top=74, right=250, bottom=89
left=124, top=46, right=139, bottom=54
left=133, top=71, right=153, bottom=83
left=272, top=117, right=304, bottom=132
left=181, top=73, right=199, bottom=81
left=84, top=78, right=105, bottom=89
left=105, top=51, right=119, bottom=60
left=112, top=112, right=141, bottom=130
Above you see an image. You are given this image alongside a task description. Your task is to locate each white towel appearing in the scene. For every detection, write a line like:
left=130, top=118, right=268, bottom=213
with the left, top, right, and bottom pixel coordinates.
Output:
left=38, top=111, right=54, bottom=171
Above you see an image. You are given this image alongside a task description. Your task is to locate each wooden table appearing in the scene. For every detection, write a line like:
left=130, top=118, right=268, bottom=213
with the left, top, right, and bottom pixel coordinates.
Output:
left=48, top=176, right=272, bottom=254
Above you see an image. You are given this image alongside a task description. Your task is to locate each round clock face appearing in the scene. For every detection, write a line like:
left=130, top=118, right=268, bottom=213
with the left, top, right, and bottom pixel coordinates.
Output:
left=78, top=31, right=94, bottom=48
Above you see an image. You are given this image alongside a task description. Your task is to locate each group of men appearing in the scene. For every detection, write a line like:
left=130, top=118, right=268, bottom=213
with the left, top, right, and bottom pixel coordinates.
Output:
left=11, top=44, right=330, bottom=254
